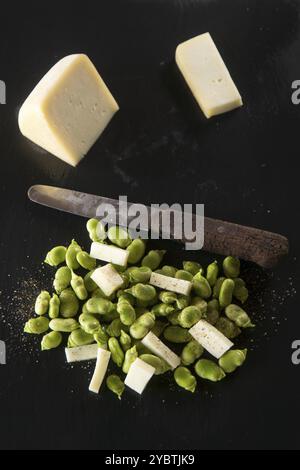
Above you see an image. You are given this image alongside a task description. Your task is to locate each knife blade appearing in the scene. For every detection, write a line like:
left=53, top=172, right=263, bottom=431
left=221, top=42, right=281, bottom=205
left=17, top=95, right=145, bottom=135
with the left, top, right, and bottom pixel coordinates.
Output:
left=28, top=185, right=289, bottom=268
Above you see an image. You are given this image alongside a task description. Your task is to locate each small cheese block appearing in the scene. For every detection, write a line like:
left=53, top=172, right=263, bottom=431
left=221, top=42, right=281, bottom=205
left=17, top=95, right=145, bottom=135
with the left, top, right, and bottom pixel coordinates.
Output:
left=149, top=272, right=192, bottom=296
left=189, top=320, right=233, bottom=359
left=175, top=32, right=242, bottom=118
left=65, top=344, right=98, bottom=363
left=124, top=358, right=155, bottom=394
left=18, top=54, right=119, bottom=166
left=91, top=264, right=124, bottom=297
left=90, top=242, right=129, bottom=267
left=89, top=348, right=111, bottom=394
left=141, top=331, right=181, bottom=370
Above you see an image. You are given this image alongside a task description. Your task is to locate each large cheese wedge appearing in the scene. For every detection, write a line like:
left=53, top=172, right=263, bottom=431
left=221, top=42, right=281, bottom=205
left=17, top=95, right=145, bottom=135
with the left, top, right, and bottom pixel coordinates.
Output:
left=18, top=54, right=119, bottom=166
left=176, top=33, right=242, bottom=118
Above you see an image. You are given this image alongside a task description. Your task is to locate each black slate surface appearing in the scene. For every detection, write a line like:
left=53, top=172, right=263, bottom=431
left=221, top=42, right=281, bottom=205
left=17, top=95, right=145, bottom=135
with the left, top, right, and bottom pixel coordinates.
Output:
left=0, top=0, right=299, bottom=450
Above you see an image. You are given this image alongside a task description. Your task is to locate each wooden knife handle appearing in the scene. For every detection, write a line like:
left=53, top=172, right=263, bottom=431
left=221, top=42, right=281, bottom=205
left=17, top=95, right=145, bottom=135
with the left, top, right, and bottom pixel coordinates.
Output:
left=181, top=216, right=289, bottom=268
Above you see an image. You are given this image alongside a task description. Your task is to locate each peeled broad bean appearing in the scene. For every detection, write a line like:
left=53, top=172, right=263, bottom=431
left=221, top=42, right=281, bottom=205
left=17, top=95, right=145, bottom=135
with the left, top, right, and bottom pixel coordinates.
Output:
left=223, top=256, right=240, bottom=279
left=108, top=337, right=124, bottom=367
left=206, top=260, right=219, bottom=287
left=129, top=312, right=155, bottom=339
left=122, top=345, right=138, bottom=373
left=152, top=303, right=175, bottom=317
left=117, top=291, right=135, bottom=305
left=225, top=304, right=255, bottom=328
left=174, top=367, right=197, bottom=393
left=215, top=317, right=241, bottom=339
left=35, top=291, right=50, bottom=315
left=44, top=246, right=67, bottom=267
left=24, top=317, right=49, bottom=334
left=213, top=277, right=225, bottom=299
left=100, top=309, right=119, bottom=324
left=175, top=270, right=193, bottom=282
left=175, top=295, right=190, bottom=310
left=167, top=311, right=180, bottom=326
left=127, top=239, right=146, bottom=264
left=106, top=319, right=122, bottom=337
left=108, top=226, right=132, bottom=248
left=84, top=270, right=98, bottom=293
left=59, top=288, right=79, bottom=318
left=120, top=329, right=132, bottom=351
left=233, top=278, right=249, bottom=304
left=163, top=326, right=192, bottom=343
left=159, top=291, right=177, bottom=304
left=66, top=239, right=82, bottom=270
left=178, top=306, right=202, bottom=328
left=49, top=318, right=79, bottom=333
left=53, top=266, right=72, bottom=294
left=71, top=271, right=88, bottom=300
left=195, top=359, right=226, bottom=382
left=106, top=374, right=125, bottom=399
left=139, top=354, right=170, bottom=375
left=205, top=299, right=220, bottom=325
left=219, top=278, right=235, bottom=308
left=182, top=261, right=201, bottom=276
left=192, top=274, right=212, bottom=299
left=49, top=293, right=60, bottom=319
left=129, top=266, right=152, bottom=284
left=41, top=331, right=62, bottom=351
left=151, top=320, right=167, bottom=337
left=142, top=250, right=166, bottom=270
left=93, top=329, right=108, bottom=349
left=126, top=283, right=156, bottom=302
left=76, top=251, right=96, bottom=271
left=160, top=265, right=177, bottom=277
left=86, top=297, right=114, bottom=315
left=219, top=349, right=247, bottom=373
left=67, top=328, right=94, bottom=348
left=86, top=218, right=106, bottom=242
left=190, top=297, right=207, bottom=316
left=181, top=340, right=204, bottom=366
left=79, top=313, right=101, bottom=335
left=117, top=299, right=136, bottom=326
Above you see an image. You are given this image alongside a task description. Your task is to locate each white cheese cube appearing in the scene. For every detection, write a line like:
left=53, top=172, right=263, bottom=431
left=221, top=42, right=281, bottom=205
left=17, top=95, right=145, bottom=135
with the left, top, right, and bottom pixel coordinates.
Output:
left=90, top=242, right=129, bottom=267
left=176, top=32, right=242, bottom=118
left=91, top=264, right=124, bottom=297
left=89, top=348, right=111, bottom=394
left=141, top=332, right=181, bottom=370
left=189, top=320, right=233, bottom=359
left=65, top=344, right=99, bottom=363
left=124, top=358, right=155, bottom=394
left=149, top=272, right=192, bottom=296
left=18, top=54, right=119, bottom=166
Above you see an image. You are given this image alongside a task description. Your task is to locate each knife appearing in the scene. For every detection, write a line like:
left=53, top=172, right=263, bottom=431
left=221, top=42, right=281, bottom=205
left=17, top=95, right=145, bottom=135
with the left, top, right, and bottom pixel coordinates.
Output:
left=28, top=185, right=289, bottom=268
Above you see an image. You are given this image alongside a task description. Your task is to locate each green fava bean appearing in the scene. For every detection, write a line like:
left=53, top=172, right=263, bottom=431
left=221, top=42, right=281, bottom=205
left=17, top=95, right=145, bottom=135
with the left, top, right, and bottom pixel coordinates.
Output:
left=175, top=295, right=190, bottom=310
left=126, top=283, right=156, bottom=302
left=192, top=274, right=212, bottom=299
left=225, top=304, right=255, bottom=328
left=139, top=354, right=170, bottom=375
left=86, top=297, right=114, bottom=315
left=142, top=250, right=166, bottom=270
left=86, top=218, right=106, bottom=242
left=151, top=320, right=167, bottom=337
left=206, top=261, right=219, bottom=287
left=66, top=239, right=82, bottom=270
left=219, top=349, right=247, bottom=373
left=129, top=312, right=156, bottom=339
left=108, top=337, right=125, bottom=367
left=49, top=293, right=60, bottom=319
left=120, top=329, right=132, bottom=351
left=93, top=329, right=108, bottom=350
left=174, top=366, right=197, bottom=393
left=106, top=319, right=122, bottom=337
left=108, top=226, right=132, bottom=248
left=163, top=326, right=192, bottom=344
left=233, top=278, right=249, bottom=304
left=44, top=246, right=67, bottom=267
left=67, top=328, right=94, bottom=348
left=79, top=313, right=101, bottom=335
left=127, top=239, right=146, bottom=264
left=76, top=251, right=96, bottom=270
left=182, top=261, right=201, bottom=276
left=215, top=317, right=241, bottom=339
left=178, top=306, right=202, bottom=328
left=159, top=291, right=177, bottom=304
left=24, top=317, right=49, bottom=334
left=122, top=345, right=138, bottom=373
left=35, top=290, right=50, bottom=315
left=117, top=291, right=135, bottom=306
left=59, top=288, right=79, bottom=318
left=49, top=318, right=79, bottom=333
left=41, top=331, right=62, bottom=351
left=219, top=278, right=235, bottom=308
left=167, top=311, right=180, bottom=326
left=129, top=266, right=152, bottom=284
left=84, top=270, right=98, bottom=293
left=71, top=271, right=88, bottom=300
left=100, top=309, right=119, bottom=324
left=190, top=297, right=207, bottom=316
left=106, top=374, right=125, bottom=400
left=223, top=256, right=240, bottom=278
left=117, top=300, right=136, bottom=326
left=181, top=340, right=204, bottom=366
left=151, top=303, right=175, bottom=317
left=213, top=277, right=226, bottom=299
left=160, top=265, right=177, bottom=277
left=195, top=359, right=226, bottom=382
left=53, top=266, right=72, bottom=294
left=205, top=299, right=220, bottom=325
left=175, top=270, right=193, bottom=282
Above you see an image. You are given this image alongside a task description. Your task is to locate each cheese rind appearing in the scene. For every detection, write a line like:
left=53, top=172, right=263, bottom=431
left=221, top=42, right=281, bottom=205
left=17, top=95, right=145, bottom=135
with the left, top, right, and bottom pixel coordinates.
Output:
left=124, top=358, right=155, bottom=394
left=18, top=54, right=119, bottom=166
left=91, top=264, right=124, bottom=297
left=175, top=32, right=242, bottom=118
left=141, top=331, right=181, bottom=370
left=65, top=344, right=99, bottom=363
left=89, top=348, right=111, bottom=394
left=189, top=320, right=233, bottom=359
left=149, top=272, right=192, bottom=296
left=90, top=242, right=129, bottom=267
